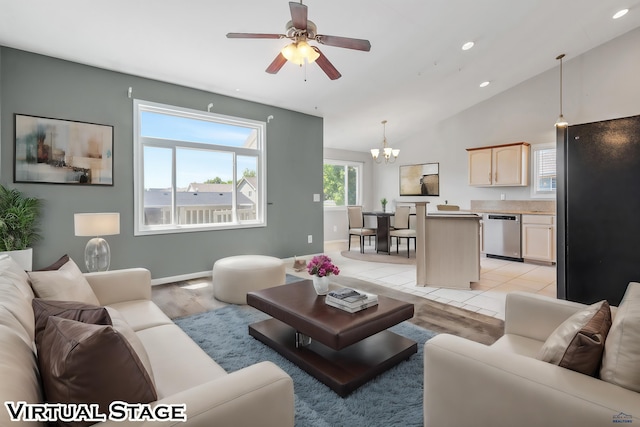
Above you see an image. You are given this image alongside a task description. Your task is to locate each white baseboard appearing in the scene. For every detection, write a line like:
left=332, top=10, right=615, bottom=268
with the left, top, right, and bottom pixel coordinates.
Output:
left=151, top=270, right=212, bottom=286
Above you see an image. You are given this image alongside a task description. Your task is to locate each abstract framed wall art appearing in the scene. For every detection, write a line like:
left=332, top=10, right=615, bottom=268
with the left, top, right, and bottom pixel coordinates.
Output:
left=399, top=162, right=439, bottom=196
left=14, top=114, right=114, bottom=185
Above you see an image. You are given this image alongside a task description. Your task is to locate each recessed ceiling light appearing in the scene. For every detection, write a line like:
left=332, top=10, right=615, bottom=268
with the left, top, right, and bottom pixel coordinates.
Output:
left=613, top=9, right=629, bottom=19
left=479, top=81, right=490, bottom=88
left=462, top=41, right=475, bottom=51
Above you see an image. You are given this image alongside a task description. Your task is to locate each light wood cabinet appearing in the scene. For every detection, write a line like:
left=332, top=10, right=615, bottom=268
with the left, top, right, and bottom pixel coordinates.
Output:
left=467, top=142, right=530, bottom=186
left=522, top=214, right=555, bottom=263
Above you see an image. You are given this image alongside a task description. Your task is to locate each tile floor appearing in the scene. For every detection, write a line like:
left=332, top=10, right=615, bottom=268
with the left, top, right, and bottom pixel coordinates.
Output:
left=284, top=241, right=557, bottom=320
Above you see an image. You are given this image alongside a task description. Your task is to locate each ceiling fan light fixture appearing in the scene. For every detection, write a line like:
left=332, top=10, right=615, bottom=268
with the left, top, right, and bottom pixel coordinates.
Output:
left=281, top=40, right=320, bottom=65
left=281, top=43, right=300, bottom=63
left=297, top=40, right=320, bottom=63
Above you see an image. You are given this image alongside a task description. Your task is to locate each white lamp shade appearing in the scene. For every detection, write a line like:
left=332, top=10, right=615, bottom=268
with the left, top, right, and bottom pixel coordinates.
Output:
left=371, top=148, right=380, bottom=158
left=74, top=213, right=120, bottom=237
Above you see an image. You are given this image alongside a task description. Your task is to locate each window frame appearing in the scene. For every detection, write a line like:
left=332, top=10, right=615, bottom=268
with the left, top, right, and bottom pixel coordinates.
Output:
left=322, top=159, right=363, bottom=209
left=133, top=99, right=266, bottom=236
left=530, top=142, right=556, bottom=199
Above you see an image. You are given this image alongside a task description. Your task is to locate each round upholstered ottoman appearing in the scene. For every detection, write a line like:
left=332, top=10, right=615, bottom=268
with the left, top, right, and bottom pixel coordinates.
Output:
left=212, top=255, right=286, bottom=304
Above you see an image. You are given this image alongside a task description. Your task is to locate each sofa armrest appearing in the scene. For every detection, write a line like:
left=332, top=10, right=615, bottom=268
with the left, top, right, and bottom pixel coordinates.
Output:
left=504, top=291, right=587, bottom=341
left=84, top=268, right=152, bottom=306
left=99, top=361, right=294, bottom=427
left=424, top=334, right=639, bottom=427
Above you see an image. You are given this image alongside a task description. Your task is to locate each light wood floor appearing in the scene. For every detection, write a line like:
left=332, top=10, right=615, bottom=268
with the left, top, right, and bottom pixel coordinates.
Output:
left=152, top=276, right=504, bottom=345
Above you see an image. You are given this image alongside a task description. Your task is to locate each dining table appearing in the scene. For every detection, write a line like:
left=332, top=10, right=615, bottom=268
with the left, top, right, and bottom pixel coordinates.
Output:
left=362, top=211, right=395, bottom=254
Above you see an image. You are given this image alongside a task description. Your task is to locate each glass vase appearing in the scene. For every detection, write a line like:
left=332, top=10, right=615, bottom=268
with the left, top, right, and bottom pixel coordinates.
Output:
left=312, top=275, right=330, bottom=295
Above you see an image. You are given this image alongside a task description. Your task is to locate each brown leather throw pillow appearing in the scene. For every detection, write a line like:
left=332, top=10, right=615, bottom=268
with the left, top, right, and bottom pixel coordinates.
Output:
left=32, top=298, right=112, bottom=352
left=38, top=317, right=157, bottom=427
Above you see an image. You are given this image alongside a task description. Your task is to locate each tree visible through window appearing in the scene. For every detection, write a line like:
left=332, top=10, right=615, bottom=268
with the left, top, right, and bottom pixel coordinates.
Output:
left=323, top=161, right=361, bottom=206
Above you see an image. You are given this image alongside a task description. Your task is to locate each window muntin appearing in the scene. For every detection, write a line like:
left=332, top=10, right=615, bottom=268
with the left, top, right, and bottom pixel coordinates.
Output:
left=323, top=160, right=362, bottom=207
left=134, top=100, right=265, bottom=235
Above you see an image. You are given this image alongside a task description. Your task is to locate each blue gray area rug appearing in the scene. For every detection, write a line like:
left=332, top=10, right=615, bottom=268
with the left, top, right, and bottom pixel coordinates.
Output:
left=175, top=303, right=436, bottom=427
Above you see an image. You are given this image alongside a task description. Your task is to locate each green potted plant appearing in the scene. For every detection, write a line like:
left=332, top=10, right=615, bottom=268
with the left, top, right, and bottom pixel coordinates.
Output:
left=380, top=198, right=388, bottom=212
left=0, top=185, right=41, bottom=270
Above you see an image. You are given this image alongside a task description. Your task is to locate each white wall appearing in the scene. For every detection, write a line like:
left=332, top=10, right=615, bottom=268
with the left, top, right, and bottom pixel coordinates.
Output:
left=324, top=27, right=640, bottom=243
left=373, top=27, right=640, bottom=211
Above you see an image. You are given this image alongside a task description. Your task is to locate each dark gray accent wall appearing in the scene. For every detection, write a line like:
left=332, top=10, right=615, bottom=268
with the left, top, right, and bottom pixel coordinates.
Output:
left=0, top=47, right=324, bottom=277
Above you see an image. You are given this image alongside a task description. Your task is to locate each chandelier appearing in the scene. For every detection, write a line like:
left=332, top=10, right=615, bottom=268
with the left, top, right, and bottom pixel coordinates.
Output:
left=371, top=120, right=399, bottom=164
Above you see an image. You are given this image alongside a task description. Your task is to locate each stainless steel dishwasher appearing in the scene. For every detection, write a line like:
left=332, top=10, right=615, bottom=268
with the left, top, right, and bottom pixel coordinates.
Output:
left=482, top=213, right=523, bottom=261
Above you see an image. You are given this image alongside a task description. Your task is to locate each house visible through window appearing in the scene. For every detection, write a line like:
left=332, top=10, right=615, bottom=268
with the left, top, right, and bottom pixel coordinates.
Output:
left=133, top=100, right=266, bottom=235
left=323, top=160, right=362, bottom=207
left=531, top=144, right=556, bottom=198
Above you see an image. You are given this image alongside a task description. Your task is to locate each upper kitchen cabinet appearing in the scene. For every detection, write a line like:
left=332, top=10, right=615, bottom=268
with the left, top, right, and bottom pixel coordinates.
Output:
left=467, top=142, right=530, bottom=186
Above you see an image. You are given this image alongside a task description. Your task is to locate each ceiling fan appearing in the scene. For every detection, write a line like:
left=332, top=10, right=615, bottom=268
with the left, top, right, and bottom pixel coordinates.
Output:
left=226, top=1, right=371, bottom=80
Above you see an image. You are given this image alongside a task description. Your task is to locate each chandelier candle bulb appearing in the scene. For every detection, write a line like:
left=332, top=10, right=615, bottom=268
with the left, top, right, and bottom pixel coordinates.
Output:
left=371, top=120, right=399, bottom=164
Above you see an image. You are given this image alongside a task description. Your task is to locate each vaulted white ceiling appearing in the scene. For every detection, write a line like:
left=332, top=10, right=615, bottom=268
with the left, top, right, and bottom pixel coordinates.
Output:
left=1, top=0, right=639, bottom=152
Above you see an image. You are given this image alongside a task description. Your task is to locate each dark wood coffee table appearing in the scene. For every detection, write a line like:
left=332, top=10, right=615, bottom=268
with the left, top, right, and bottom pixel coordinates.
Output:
left=247, top=280, right=416, bottom=396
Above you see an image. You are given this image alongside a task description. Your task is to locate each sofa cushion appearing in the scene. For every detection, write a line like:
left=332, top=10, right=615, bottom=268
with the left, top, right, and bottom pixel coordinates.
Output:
left=0, top=280, right=36, bottom=344
left=28, top=257, right=100, bottom=305
left=0, top=254, right=34, bottom=299
left=107, top=299, right=173, bottom=331
left=32, top=298, right=112, bottom=348
left=106, top=306, right=156, bottom=387
left=537, top=300, right=611, bottom=376
left=38, top=317, right=157, bottom=427
left=601, top=282, right=640, bottom=392
left=135, top=324, right=227, bottom=398
left=0, top=327, right=42, bottom=427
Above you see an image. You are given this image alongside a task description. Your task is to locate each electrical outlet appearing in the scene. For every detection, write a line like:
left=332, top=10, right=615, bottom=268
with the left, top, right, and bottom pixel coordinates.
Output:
left=308, top=234, right=313, bottom=243
left=313, top=194, right=321, bottom=202
left=500, top=193, right=506, bottom=200
left=333, top=226, right=337, bottom=232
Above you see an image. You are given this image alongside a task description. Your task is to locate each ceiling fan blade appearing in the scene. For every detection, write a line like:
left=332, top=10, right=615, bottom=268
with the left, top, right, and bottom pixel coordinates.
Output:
left=313, top=47, right=341, bottom=80
left=266, top=53, right=288, bottom=74
left=226, top=33, right=284, bottom=39
left=289, top=1, right=308, bottom=30
left=316, top=35, right=371, bottom=52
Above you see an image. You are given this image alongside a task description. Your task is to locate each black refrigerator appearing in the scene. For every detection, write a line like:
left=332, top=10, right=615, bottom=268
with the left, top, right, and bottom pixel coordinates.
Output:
left=557, top=114, right=640, bottom=306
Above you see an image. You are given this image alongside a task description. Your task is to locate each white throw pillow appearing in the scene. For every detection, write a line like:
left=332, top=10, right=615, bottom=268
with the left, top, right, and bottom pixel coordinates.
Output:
left=600, top=282, right=640, bottom=392
left=28, top=257, right=100, bottom=305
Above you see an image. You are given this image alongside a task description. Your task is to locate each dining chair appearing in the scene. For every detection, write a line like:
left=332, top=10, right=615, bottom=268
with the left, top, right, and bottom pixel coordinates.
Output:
left=390, top=205, right=416, bottom=258
left=347, top=206, right=376, bottom=253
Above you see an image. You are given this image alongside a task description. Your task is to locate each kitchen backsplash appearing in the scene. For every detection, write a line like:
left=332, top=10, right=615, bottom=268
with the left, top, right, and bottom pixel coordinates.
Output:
left=470, top=200, right=556, bottom=214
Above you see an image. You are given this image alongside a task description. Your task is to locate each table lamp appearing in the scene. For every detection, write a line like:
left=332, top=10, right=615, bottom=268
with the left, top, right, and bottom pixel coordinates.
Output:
left=74, top=212, right=120, bottom=272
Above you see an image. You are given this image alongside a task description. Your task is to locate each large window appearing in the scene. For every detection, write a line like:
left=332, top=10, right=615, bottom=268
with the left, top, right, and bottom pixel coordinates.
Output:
left=531, top=143, right=556, bottom=198
left=323, top=160, right=362, bottom=207
left=134, top=100, right=266, bottom=235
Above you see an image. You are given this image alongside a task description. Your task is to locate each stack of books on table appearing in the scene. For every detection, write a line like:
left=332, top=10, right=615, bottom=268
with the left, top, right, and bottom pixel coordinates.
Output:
left=325, top=288, right=378, bottom=313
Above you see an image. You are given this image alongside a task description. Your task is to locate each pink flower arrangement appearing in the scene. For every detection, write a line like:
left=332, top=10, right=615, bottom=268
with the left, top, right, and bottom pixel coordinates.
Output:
left=307, top=255, right=340, bottom=277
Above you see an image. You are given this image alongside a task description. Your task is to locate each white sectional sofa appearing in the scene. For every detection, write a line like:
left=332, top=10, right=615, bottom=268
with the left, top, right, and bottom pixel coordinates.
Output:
left=424, top=289, right=640, bottom=427
left=0, top=255, right=294, bottom=426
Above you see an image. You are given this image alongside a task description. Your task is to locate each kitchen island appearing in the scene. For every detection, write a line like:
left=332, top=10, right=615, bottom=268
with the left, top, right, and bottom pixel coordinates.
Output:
left=415, top=202, right=481, bottom=289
